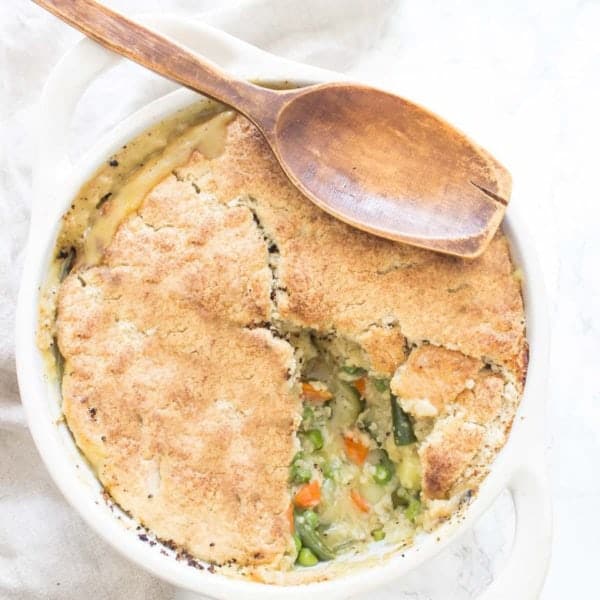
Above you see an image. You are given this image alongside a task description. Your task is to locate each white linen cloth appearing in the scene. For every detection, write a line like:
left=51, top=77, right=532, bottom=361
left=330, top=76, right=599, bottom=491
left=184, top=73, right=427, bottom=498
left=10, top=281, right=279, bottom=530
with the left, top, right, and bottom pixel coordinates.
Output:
left=1, top=0, right=599, bottom=598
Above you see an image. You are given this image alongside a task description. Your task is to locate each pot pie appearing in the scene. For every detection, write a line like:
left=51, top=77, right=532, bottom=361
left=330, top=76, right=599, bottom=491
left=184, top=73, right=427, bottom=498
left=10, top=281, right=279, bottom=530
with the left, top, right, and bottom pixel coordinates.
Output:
left=39, top=99, right=527, bottom=581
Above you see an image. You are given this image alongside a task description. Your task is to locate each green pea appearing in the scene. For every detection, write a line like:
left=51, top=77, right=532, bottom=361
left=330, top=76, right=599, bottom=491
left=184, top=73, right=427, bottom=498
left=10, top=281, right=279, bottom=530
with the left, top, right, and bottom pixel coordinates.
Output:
left=404, top=497, right=422, bottom=523
left=371, top=528, right=386, bottom=541
left=374, top=378, right=389, bottom=393
left=322, top=461, right=336, bottom=480
left=305, top=429, right=324, bottom=450
left=303, top=509, right=319, bottom=529
left=293, top=533, right=302, bottom=554
left=297, top=547, right=319, bottom=567
left=291, top=463, right=312, bottom=483
left=373, top=462, right=393, bottom=485
left=302, top=405, right=314, bottom=424
left=391, top=487, right=422, bottom=523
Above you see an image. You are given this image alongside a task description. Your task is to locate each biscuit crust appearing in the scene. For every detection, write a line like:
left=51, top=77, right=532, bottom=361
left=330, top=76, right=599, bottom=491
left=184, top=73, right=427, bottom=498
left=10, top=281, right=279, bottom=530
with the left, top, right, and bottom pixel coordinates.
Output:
left=55, top=112, right=526, bottom=568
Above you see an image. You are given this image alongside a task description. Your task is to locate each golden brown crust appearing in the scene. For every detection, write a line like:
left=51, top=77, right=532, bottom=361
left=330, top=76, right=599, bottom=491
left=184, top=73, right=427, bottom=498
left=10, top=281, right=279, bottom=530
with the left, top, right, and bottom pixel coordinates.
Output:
left=57, top=178, right=298, bottom=566
left=419, top=417, right=485, bottom=500
left=455, top=373, right=505, bottom=425
left=183, top=117, right=526, bottom=380
left=56, top=112, right=527, bottom=567
left=390, top=345, right=482, bottom=417
left=354, top=326, right=407, bottom=376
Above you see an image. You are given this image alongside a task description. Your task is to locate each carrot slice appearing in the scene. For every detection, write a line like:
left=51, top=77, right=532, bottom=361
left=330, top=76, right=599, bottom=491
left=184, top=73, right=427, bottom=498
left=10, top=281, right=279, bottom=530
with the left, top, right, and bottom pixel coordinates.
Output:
left=294, top=480, right=321, bottom=508
left=301, top=382, right=333, bottom=402
left=350, top=489, right=370, bottom=513
left=343, top=434, right=369, bottom=465
left=354, top=377, right=367, bottom=397
left=287, top=503, right=295, bottom=533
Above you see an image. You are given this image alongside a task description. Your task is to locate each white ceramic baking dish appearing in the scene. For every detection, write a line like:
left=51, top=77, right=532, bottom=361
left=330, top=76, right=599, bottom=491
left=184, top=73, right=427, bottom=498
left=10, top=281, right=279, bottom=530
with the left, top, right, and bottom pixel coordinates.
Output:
left=15, top=15, right=552, bottom=600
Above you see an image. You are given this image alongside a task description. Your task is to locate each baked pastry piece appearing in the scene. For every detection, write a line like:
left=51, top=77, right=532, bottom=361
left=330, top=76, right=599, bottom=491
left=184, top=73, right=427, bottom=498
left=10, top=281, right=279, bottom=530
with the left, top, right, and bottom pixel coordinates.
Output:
left=52, top=108, right=526, bottom=572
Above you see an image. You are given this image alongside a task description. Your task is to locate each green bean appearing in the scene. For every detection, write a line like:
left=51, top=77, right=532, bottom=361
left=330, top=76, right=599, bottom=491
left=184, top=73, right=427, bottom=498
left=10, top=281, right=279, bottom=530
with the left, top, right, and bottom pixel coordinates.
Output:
left=293, top=533, right=302, bottom=554
left=294, top=514, right=336, bottom=561
left=391, top=396, right=416, bottom=445
left=297, top=547, right=319, bottom=566
left=373, top=462, right=393, bottom=485
left=303, top=509, right=319, bottom=529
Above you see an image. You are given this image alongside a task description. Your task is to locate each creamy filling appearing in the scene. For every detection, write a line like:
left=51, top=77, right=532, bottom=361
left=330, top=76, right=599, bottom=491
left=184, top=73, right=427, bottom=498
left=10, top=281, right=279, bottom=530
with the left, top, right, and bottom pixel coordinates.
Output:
left=285, top=332, right=422, bottom=567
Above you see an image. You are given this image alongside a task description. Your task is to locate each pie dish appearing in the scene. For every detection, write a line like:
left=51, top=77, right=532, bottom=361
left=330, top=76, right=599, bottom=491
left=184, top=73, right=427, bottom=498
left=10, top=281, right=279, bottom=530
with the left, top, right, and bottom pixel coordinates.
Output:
left=16, top=15, right=551, bottom=600
left=39, top=97, right=526, bottom=578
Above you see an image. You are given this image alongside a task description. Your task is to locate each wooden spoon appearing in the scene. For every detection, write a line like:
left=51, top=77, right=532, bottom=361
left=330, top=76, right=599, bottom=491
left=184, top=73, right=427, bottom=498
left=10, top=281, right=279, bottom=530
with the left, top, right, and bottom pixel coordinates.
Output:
left=34, top=0, right=511, bottom=258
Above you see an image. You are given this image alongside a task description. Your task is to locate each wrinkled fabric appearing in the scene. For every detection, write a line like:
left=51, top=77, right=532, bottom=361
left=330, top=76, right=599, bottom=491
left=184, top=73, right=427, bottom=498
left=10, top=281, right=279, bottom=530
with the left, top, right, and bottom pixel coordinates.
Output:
left=2, top=0, right=600, bottom=598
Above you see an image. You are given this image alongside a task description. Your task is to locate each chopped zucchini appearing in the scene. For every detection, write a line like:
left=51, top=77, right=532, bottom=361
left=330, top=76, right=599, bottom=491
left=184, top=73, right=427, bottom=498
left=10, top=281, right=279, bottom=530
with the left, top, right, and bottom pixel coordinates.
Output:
left=330, top=381, right=362, bottom=429
left=391, top=396, right=417, bottom=445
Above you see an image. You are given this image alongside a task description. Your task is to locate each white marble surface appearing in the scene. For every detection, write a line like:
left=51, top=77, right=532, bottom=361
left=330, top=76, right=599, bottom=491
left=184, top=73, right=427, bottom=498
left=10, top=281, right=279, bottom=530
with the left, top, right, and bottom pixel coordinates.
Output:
left=1, top=0, right=599, bottom=598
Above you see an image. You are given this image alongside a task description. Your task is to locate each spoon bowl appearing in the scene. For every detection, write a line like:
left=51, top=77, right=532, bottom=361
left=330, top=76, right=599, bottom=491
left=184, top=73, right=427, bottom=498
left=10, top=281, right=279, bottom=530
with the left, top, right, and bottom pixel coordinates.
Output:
left=270, top=83, right=511, bottom=256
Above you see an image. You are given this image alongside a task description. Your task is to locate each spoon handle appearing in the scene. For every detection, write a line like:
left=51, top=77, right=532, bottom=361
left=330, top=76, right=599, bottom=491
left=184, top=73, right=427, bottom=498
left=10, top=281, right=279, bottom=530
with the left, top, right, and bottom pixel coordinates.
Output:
left=32, top=0, right=278, bottom=123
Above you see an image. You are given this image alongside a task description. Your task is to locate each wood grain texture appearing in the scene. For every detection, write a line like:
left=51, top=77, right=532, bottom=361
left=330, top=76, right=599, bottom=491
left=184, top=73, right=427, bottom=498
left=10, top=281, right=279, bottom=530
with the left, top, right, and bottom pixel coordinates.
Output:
left=33, top=0, right=511, bottom=258
left=271, top=84, right=511, bottom=257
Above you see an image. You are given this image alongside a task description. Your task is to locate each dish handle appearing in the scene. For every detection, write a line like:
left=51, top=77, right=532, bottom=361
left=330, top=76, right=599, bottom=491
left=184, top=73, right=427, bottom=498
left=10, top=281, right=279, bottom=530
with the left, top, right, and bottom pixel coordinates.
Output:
left=479, top=459, right=552, bottom=600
